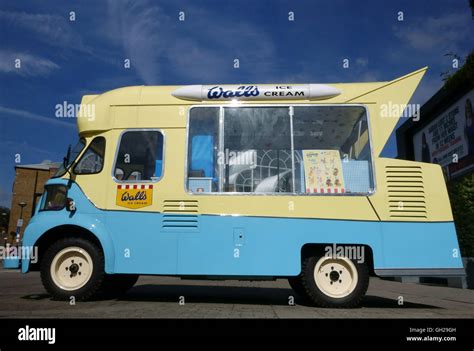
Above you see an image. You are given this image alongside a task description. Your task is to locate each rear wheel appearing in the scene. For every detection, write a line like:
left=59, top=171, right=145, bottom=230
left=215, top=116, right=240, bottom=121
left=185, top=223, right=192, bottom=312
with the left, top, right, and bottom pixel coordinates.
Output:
left=301, top=255, right=369, bottom=308
left=41, top=237, right=105, bottom=301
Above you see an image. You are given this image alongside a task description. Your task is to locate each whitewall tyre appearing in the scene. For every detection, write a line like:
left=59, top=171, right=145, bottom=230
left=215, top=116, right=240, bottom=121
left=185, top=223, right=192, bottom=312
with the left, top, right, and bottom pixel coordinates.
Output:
left=41, top=237, right=105, bottom=301
left=301, top=255, right=369, bottom=308
left=50, top=247, right=94, bottom=291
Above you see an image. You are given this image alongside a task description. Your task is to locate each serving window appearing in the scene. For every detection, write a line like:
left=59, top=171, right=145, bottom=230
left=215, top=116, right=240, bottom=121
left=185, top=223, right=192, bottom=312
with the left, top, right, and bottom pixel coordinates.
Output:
left=187, top=105, right=374, bottom=195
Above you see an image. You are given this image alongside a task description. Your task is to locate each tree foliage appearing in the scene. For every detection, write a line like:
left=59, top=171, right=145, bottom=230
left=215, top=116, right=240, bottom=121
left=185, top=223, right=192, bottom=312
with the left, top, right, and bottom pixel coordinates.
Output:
left=444, top=51, right=474, bottom=91
left=448, top=174, right=474, bottom=257
left=442, top=51, right=474, bottom=257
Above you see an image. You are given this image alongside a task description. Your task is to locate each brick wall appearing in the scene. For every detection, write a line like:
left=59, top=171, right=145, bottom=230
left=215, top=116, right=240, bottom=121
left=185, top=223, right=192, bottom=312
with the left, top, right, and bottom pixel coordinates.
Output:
left=7, top=167, right=57, bottom=244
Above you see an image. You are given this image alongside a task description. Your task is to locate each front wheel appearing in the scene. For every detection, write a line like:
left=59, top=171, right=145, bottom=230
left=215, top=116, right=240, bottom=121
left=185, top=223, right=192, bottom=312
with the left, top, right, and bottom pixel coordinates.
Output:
left=301, top=255, right=369, bottom=308
left=41, top=237, right=105, bottom=301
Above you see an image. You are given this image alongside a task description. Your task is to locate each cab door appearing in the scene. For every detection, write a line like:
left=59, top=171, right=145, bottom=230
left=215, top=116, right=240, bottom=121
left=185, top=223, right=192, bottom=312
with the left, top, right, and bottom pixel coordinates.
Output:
left=105, top=107, right=178, bottom=274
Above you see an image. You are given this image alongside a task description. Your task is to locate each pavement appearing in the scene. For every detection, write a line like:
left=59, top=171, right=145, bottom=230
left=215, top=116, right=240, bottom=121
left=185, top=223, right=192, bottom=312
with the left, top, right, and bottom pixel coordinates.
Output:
left=0, top=269, right=473, bottom=318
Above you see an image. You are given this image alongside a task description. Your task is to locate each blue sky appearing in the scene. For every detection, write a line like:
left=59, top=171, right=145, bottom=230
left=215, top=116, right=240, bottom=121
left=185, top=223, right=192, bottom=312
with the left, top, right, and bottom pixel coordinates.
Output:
left=0, top=0, right=472, bottom=208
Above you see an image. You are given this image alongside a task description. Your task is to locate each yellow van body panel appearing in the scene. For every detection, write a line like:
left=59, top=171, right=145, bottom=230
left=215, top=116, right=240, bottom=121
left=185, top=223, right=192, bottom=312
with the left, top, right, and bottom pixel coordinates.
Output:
left=72, top=68, right=452, bottom=223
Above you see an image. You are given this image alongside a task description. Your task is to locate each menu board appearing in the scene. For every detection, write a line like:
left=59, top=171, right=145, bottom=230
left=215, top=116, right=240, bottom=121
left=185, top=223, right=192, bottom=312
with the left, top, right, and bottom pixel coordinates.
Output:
left=303, top=150, right=345, bottom=193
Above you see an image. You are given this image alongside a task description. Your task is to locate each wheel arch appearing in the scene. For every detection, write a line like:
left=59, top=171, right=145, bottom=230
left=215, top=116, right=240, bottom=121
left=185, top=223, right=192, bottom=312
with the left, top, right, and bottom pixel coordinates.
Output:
left=26, top=224, right=115, bottom=274
left=300, top=243, right=375, bottom=276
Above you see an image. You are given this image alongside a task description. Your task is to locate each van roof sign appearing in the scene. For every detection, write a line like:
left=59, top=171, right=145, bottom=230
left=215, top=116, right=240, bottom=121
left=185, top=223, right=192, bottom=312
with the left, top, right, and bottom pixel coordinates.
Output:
left=171, top=84, right=342, bottom=101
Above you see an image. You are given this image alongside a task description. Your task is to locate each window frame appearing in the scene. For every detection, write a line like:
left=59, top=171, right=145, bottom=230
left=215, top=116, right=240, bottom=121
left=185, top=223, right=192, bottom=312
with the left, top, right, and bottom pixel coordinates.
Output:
left=39, top=184, right=68, bottom=212
left=52, top=138, right=86, bottom=178
left=73, top=136, right=106, bottom=175
left=112, top=128, right=166, bottom=183
left=185, top=104, right=377, bottom=196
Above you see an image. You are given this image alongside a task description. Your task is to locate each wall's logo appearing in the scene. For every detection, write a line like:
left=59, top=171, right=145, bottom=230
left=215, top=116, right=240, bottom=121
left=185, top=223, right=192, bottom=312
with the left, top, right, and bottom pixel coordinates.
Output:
left=207, top=85, right=260, bottom=99
left=116, top=184, right=153, bottom=209
left=172, top=84, right=341, bottom=101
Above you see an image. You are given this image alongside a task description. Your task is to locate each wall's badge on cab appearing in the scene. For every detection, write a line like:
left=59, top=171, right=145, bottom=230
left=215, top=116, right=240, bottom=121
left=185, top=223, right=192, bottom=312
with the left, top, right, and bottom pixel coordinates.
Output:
left=116, top=184, right=153, bottom=209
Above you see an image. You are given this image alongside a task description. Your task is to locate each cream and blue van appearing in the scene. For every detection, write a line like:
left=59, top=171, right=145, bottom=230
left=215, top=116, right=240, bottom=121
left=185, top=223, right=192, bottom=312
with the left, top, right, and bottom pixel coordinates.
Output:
left=7, top=68, right=465, bottom=307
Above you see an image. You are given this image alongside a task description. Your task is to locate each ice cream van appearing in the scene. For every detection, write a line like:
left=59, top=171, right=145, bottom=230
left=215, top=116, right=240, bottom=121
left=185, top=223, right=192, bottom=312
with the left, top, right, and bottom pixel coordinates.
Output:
left=7, top=67, right=465, bottom=307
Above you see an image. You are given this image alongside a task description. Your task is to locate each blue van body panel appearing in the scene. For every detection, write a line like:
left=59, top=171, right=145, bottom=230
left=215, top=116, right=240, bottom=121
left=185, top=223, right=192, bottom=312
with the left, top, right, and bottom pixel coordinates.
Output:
left=20, top=179, right=464, bottom=275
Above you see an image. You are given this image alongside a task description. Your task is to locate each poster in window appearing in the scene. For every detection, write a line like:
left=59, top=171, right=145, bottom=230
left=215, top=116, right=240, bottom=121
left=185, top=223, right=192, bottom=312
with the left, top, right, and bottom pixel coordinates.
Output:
left=303, top=150, right=345, bottom=193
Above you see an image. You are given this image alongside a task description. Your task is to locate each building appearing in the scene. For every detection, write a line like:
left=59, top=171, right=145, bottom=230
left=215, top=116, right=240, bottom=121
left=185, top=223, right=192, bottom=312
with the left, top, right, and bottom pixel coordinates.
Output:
left=396, top=69, right=474, bottom=180
left=7, top=160, right=60, bottom=244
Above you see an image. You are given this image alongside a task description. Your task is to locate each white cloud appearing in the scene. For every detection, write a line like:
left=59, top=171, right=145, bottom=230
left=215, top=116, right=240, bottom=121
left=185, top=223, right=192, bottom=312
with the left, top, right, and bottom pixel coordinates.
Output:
left=0, top=10, right=92, bottom=53
left=105, top=1, right=165, bottom=83
left=387, top=10, right=472, bottom=106
left=0, top=140, right=59, bottom=159
left=393, top=12, right=472, bottom=54
left=0, top=51, right=59, bottom=77
left=0, top=106, right=76, bottom=129
left=356, top=58, right=369, bottom=67
left=359, top=71, right=379, bottom=82
left=105, top=0, right=276, bottom=83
